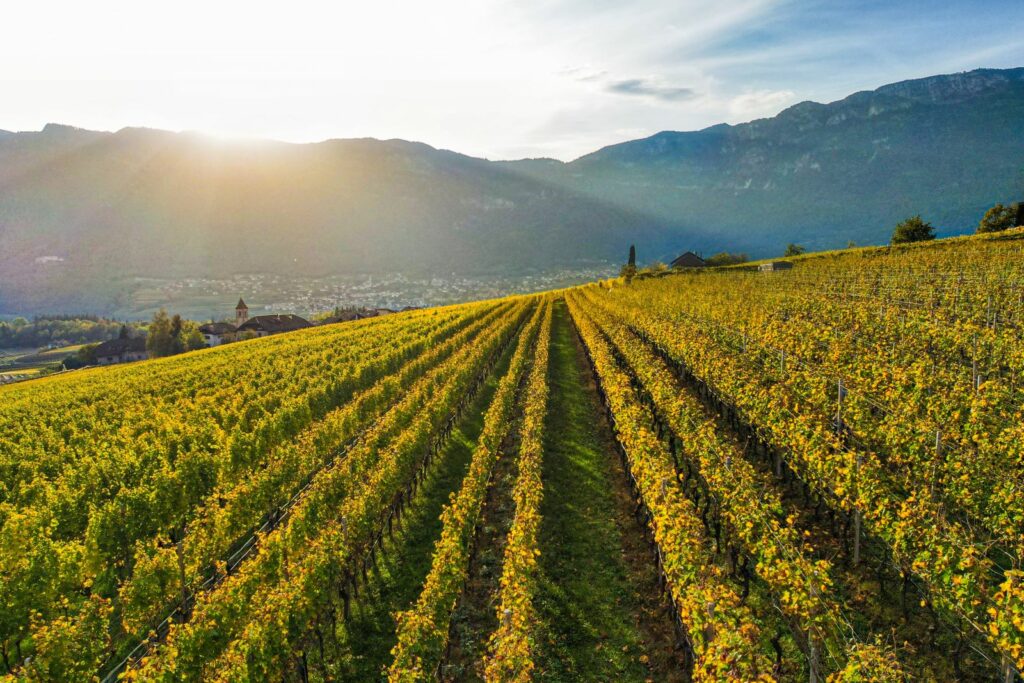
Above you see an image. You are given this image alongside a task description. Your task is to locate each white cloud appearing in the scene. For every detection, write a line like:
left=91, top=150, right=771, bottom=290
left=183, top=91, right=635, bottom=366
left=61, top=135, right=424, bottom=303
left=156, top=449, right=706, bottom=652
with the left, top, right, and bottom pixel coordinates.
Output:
left=728, top=89, right=798, bottom=120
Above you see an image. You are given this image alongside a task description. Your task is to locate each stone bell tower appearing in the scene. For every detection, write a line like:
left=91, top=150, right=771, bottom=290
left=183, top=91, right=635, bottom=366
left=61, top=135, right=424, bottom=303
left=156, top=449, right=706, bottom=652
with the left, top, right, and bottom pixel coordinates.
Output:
left=235, top=298, right=249, bottom=326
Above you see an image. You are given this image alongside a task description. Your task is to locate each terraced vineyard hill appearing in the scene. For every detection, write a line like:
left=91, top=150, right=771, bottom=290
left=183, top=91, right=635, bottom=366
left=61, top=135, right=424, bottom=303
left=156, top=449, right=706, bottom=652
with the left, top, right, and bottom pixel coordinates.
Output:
left=3, top=229, right=1024, bottom=681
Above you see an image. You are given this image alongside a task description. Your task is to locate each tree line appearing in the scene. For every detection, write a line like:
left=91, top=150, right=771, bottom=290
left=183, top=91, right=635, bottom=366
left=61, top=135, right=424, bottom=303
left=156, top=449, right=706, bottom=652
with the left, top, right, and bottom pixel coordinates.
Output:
left=891, top=201, right=1022, bottom=245
left=0, top=316, right=134, bottom=349
left=620, top=199, right=1023, bottom=278
left=145, top=309, right=206, bottom=358
left=64, top=309, right=208, bottom=369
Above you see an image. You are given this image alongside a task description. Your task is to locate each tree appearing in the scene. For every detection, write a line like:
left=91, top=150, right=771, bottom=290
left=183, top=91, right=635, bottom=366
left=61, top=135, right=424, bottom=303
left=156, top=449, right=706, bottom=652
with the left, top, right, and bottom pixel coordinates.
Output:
left=63, top=344, right=98, bottom=369
left=705, top=252, right=749, bottom=266
left=891, top=215, right=935, bottom=244
left=179, top=321, right=206, bottom=351
left=977, top=203, right=1017, bottom=234
left=146, top=309, right=175, bottom=358
left=628, top=244, right=636, bottom=267
left=784, top=243, right=806, bottom=257
left=1017, top=202, right=1024, bottom=228
left=168, top=315, right=186, bottom=356
left=148, top=311, right=206, bottom=356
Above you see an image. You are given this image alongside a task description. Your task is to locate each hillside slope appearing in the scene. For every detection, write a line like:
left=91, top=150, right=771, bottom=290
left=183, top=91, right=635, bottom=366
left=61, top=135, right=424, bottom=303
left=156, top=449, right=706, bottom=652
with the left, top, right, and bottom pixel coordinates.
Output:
left=3, top=231, right=1024, bottom=680
left=0, top=129, right=664, bottom=312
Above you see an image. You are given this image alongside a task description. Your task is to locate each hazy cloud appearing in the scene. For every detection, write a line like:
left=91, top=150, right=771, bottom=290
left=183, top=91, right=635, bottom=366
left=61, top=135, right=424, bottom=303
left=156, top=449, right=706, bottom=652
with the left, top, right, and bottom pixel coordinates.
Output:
left=559, top=66, right=609, bottom=82
left=728, top=89, right=797, bottom=119
left=605, top=77, right=697, bottom=102
left=1, top=0, right=1022, bottom=160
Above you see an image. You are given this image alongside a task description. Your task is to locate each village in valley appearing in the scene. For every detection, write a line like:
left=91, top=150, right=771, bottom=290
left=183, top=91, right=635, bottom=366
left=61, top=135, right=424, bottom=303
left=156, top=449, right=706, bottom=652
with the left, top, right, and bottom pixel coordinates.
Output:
left=10, top=205, right=1014, bottom=382
left=0, top=248, right=794, bottom=381
left=123, top=268, right=618, bottom=322
left=0, top=298, right=417, bottom=381
left=92, top=298, right=418, bottom=366
left=96, top=251, right=705, bottom=368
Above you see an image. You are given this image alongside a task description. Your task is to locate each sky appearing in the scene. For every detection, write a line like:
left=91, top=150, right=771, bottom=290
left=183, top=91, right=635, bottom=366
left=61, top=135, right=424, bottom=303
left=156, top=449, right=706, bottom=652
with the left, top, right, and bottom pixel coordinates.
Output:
left=2, top=0, right=1022, bottom=160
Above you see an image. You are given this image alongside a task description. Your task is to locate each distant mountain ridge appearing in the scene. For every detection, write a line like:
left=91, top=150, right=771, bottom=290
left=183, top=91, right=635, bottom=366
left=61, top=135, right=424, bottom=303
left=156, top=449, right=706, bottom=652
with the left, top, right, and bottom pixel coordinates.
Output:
left=506, top=66, right=1024, bottom=253
left=2, top=67, right=1022, bottom=313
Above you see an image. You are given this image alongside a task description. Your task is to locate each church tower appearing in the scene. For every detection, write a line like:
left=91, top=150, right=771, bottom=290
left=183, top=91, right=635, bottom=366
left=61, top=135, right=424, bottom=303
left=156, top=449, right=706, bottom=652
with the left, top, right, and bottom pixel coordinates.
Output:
left=235, top=298, right=249, bottom=326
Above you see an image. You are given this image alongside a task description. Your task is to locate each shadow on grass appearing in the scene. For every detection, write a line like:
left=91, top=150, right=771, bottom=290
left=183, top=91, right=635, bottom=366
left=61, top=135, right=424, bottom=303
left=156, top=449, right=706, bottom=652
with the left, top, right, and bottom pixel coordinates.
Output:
left=534, top=301, right=683, bottom=683
left=323, top=343, right=516, bottom=682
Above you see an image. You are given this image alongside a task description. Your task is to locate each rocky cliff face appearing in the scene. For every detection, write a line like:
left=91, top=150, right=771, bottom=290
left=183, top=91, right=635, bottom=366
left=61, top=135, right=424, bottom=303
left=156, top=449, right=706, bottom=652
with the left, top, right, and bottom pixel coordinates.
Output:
left=515, top=67, right=1024, bottom=256
left=876, top=67, right=1024, bottom=102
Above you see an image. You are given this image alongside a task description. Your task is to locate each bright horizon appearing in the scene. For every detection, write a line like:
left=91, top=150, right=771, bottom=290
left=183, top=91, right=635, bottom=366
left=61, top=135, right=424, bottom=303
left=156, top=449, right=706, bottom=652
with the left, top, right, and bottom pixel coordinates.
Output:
left=3, top=0, right=1023, bottom=161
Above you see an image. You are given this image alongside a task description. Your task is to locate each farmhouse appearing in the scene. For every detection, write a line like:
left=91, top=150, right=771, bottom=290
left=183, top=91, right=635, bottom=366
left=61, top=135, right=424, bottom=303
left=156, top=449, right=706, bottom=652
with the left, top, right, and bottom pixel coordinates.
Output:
left=95, top=337, right=149, bottom=365
left=235, top=314, right=312, bottom=338
left=198, top=322, right=236, bottom=347
left=670, top=251, right=706, bottom=269
left=199, top=298, right=312, bottom=344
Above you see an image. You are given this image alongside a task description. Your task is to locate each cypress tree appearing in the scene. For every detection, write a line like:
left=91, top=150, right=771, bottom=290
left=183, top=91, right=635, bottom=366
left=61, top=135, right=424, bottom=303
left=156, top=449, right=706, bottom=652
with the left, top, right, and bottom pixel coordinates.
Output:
left=628, top=244, right=636, bottom=266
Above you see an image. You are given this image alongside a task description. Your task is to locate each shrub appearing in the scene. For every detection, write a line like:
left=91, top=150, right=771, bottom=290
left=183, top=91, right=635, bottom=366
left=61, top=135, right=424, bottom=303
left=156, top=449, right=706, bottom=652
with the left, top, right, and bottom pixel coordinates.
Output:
left=705, top=252, right=749, bottom=266
left=891, top=215, right=935, bottom=244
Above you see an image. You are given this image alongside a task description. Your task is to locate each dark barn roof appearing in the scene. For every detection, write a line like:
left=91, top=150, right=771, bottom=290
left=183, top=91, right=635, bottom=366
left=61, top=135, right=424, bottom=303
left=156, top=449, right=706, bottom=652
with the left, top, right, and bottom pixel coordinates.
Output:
left=236, top=314, right=311, bottom=334
left=95, top=337, right=147, bottom=357
left=670, top=251, right=707, bottom=268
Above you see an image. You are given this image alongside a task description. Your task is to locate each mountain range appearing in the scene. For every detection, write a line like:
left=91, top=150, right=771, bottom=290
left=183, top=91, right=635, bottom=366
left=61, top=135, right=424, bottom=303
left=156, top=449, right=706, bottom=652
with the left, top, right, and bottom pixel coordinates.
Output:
left=1, top=67, right=1022, bottom=314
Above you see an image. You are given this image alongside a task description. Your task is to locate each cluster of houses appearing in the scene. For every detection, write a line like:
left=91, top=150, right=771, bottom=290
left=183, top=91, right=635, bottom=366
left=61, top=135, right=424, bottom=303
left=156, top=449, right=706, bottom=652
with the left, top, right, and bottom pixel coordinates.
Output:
left=94, top=298, right=413, bottom=365
left=199, top=299, right=411, bottom=347
left=199, top=299, right=313, bottom=347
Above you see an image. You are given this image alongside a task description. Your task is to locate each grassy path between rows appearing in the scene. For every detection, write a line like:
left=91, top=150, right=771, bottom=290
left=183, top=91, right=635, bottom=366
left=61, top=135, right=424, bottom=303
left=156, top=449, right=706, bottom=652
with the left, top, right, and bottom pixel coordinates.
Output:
left=442, top=388, right=523, bottom=682
left=533, top=301, right=686, bottom=683
left=319, top=341, right=517, bottom=681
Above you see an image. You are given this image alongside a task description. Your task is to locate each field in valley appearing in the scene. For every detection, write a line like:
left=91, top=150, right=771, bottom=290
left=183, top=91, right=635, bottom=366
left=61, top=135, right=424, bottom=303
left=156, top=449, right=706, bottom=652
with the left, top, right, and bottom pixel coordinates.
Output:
left=0, top=345, right=81, bottom=384
left=2, top=229, right=1024, bottom=681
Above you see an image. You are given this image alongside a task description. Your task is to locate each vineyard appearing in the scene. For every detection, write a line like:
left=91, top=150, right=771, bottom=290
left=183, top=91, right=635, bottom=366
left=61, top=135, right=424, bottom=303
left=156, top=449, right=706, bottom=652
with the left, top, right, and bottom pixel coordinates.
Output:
left=2, top=229, right=1024, bottom=681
